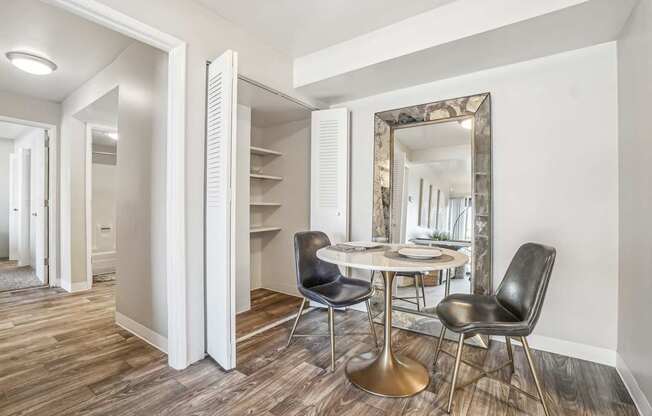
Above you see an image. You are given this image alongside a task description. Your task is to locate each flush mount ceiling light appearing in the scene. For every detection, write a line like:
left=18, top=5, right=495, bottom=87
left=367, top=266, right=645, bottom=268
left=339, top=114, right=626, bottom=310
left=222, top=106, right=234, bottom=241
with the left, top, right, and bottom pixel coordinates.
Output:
left=459, top=118, right=473, bottom=130
left=5, top=51, right=57, bottom=75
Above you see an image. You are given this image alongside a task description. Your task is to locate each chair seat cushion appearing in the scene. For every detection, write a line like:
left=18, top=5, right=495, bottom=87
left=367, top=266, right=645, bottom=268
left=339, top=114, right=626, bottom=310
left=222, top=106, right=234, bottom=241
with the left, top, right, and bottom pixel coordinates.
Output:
left=436, top=293, right=531, bottom=337
left=300, top=277, right=374, bottom=308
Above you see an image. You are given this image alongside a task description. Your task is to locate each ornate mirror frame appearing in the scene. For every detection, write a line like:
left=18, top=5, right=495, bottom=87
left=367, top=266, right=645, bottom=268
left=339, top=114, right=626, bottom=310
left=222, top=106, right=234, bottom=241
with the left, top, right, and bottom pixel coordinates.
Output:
left=371, top=93, right=493, bottom=338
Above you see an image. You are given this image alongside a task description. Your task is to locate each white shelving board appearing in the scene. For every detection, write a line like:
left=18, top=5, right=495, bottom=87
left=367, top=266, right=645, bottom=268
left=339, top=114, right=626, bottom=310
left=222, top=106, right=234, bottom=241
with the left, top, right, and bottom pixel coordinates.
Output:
left=250, top=173, right=283, bottom=181
left=250, top=146, right=283, bottom=157
left=250, top=202, right=282, bottom=207
left=250, top=226, right=282, bottom=234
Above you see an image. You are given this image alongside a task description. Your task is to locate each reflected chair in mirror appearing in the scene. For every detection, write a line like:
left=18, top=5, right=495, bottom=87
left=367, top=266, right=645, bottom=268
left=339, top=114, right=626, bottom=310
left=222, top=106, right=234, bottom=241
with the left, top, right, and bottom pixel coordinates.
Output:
left=370, top=271, right=427, bottom=311
left=287, top=231, right=379, bottom=372
left=433, top=243, right=556, bottom=415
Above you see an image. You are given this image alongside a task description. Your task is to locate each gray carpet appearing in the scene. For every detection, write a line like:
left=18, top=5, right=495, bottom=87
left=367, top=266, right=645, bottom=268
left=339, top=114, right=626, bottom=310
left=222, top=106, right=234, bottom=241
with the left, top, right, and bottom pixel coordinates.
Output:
left=0, top=260, right=43, bottom=291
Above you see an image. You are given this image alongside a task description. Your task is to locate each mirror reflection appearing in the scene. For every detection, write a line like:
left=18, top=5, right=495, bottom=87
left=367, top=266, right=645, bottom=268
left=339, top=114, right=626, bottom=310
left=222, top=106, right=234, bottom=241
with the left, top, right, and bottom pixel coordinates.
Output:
left=389, top=119, right=473, bottom=313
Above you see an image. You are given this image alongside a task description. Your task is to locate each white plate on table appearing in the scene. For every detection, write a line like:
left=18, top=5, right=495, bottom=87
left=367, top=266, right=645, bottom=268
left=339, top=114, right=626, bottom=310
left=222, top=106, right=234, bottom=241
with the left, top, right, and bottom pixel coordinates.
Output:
left=398, top=247, right=442, bottom=259
left=342, top=241, right=383, bottom=249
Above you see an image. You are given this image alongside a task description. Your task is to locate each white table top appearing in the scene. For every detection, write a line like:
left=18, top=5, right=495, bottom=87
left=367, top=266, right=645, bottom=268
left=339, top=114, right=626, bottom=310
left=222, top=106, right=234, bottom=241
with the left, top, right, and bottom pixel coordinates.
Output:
left=316, top=243, right=468, bottom=273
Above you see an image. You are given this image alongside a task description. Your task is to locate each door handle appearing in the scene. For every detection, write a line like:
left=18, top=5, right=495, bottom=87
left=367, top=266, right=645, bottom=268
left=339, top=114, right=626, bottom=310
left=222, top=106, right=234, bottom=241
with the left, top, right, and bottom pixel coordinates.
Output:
left=13, top=208, right=18, bottom=212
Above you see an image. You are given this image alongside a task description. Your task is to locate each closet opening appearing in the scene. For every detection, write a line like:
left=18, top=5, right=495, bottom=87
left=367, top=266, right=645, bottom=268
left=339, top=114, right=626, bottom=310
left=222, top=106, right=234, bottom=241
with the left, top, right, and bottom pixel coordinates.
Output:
left=233, top=77, right=314, bottom=342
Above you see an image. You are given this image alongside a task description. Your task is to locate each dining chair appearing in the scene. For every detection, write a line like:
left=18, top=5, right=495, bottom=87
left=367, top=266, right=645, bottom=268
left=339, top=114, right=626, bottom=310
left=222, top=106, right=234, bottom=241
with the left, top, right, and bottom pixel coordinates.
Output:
left=433, top=243, right=556, bottom=415
left=287, top=231, right=379, bottom=372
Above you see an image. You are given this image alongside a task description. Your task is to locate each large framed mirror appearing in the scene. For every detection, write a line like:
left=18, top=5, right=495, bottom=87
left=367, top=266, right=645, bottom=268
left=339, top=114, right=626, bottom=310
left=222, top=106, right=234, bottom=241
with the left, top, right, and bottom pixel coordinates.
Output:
left=370, top=93, right=492, bottom=345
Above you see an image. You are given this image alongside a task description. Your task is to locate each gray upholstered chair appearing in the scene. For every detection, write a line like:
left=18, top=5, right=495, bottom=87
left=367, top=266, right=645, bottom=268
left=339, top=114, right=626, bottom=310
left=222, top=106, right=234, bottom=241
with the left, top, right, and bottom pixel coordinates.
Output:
left=286, top=231, right=378, bottom=371
left=434, top=243, right=556, bottom=415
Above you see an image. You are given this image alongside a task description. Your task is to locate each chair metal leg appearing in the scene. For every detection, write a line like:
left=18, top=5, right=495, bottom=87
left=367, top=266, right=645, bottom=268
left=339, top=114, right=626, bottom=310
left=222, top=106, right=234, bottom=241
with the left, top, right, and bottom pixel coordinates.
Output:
left=365, top=299, right=378, bottom=349
left=328, top=307, right=336, bottom=372
left=521, top=337, right=551, bottom=416
left=286, top=298, right=307, bottom=348
left=447, top=333, right=465, bottom=413
left=419, top=274, right=427, bottom=308
left=505, top=337, right=515, bottom=375
left=433, top=325, right=446, bottom=367
left=414, top=276, right=422, bottom=311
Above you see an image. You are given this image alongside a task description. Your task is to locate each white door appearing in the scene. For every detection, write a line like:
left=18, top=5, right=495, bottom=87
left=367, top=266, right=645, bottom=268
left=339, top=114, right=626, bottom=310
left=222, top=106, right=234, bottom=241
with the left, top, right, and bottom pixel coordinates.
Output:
left=310, top=108, right=350, bottom=243
left=9, top=154, right=18, bottom=261
left=205, top=50, right=238, bottom=370
left=17, top=149, right=31, bottom=267
left=30, top=132, right=46, bottom=282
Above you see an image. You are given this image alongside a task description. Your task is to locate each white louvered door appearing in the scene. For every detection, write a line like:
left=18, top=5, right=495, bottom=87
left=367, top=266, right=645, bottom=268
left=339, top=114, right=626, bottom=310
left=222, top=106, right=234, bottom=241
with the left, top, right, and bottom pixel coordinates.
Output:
left=205, top=50, right=238, bottom=370
left=391, top=143, right=405, bottom=243
left=310, top=108, right=350, bottom=243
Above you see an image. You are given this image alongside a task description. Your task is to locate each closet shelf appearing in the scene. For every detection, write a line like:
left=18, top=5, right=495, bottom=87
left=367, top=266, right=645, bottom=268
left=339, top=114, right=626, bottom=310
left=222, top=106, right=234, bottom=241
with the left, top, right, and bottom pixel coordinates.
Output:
left=250, top=173, right=283, bottom=181
left=250, top=226, right=282, bottom=234
left=250, top=146, right=283, bottom=157
left=250, top=202, right=282, bottom=207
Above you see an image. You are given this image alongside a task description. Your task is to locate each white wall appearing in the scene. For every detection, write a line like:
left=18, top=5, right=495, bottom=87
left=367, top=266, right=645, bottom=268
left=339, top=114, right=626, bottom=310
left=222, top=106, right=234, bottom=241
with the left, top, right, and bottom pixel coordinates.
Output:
left=61, top=42, right=168, bottom=339
left=235, top=105, right=251, bottom=313
left=617, top=0, right=652, bottom=409
left=337, top=42, right=619, bottom=361
left=0, top=138, right=13, bottom=258
left=0, top=91, right=61, bottom=127
left=79, top=0, right=325, bottom=364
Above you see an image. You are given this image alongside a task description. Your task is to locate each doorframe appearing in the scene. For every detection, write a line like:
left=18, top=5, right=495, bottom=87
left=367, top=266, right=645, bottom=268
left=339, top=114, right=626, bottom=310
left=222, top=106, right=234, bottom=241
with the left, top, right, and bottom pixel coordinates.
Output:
left=50, top=0, right=189, bottom=369
left=0, top=115, right=57, bottom=288
left=84, top=123, right=117, bottom=288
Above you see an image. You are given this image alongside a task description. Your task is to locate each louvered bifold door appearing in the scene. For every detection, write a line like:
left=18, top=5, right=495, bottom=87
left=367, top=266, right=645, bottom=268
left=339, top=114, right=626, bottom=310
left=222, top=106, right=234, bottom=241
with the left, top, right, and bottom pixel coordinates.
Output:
left=205, top=50, right=238, bottom=370
left=310, top=108, right=350, bottom=243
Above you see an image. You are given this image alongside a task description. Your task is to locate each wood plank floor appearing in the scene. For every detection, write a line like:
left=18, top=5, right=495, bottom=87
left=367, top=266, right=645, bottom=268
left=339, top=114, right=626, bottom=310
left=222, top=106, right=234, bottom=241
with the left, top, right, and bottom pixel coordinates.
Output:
left=0, top=283, right=638, bottom=415
left=236, top=288, right=303, bottom=339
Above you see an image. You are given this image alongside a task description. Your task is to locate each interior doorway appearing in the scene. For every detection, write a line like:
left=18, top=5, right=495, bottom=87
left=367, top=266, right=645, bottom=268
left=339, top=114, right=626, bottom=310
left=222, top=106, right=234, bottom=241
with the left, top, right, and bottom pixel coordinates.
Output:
left=76, top=88, right=120, bottom=289
left=0, top=119, right=50, bottom=291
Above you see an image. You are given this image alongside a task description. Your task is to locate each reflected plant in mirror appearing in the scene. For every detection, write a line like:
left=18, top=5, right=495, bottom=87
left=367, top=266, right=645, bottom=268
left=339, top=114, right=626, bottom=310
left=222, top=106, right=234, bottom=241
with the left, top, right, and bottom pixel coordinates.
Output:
left=370, top=93, right=492, bottom=341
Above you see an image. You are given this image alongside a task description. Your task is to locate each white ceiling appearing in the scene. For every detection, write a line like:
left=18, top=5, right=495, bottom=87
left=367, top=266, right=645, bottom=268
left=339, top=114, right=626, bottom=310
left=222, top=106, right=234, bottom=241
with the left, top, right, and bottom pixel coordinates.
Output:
left=197, top=0, right=457, bottom=57
left=238, top=79, right=311, bottom=127
left=0, top=0, right=134, bottom=102
left=0, top=120, right=40, bottom=140
left=295, top=0, right=637, bottom=104
left=395, top=121, right=471, bottom=151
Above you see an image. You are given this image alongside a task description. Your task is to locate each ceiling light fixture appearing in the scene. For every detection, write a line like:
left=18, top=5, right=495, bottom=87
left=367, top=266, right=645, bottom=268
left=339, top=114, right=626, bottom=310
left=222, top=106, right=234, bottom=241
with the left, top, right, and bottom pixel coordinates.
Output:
left=459, top=118, right=473, bottom=130
left=5, top=51, right=57, bottom=75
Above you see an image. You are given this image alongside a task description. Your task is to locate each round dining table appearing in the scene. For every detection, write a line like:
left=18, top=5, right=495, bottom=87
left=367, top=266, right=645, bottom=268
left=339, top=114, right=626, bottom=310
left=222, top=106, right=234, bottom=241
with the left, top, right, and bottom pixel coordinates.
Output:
left=317, top=243, right=469, bottom=398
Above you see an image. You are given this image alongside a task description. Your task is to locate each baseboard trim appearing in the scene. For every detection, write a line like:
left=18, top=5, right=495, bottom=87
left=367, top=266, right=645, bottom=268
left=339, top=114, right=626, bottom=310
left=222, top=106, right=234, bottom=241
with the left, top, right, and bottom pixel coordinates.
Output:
left=115, top=311, right=168, bottom=354
left=493, top=334, right=616, bottom=366
left=61, top=280, right=91, bottom=293
left=617, top=354, right=652, bottom=416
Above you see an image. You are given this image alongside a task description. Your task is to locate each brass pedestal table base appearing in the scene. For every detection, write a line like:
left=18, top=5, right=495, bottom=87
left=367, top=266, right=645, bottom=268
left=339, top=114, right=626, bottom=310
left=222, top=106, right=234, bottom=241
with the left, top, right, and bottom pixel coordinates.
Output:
left=345, top=271, right=430, bottom=398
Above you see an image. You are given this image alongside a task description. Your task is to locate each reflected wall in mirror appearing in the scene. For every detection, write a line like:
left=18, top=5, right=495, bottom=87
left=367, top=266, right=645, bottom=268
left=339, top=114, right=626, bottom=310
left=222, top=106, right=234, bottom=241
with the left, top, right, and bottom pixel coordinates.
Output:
left=371, top=93, right=492, bottom=338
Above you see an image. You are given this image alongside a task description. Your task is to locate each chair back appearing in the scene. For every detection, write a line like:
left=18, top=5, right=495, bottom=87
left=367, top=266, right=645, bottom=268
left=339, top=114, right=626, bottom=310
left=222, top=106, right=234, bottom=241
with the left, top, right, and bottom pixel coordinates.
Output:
left=294, top=231, right=341, bottom=290
left=496, top=243, right=556, bottom=332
